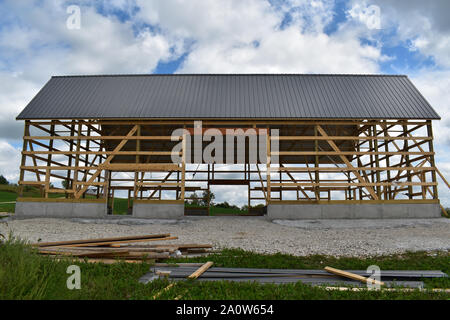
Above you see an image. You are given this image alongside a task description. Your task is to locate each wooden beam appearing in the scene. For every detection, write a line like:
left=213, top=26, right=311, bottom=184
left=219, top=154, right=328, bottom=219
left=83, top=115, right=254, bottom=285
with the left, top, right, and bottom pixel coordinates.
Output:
left=317, top=125, right=379, bottom=200
left=74, top=125, right=138, bottom=199
left=325, top=266, right=384, bottom=286
left=188, top=261, right=214, bottom=279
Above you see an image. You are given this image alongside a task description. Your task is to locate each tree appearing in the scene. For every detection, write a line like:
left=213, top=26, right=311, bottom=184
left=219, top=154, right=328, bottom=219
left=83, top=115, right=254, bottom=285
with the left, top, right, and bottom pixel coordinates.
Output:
left=62, top=180, right=70, bottom=189
left=200, top=190, right=215, bottom=207
left=0, top=175, right=8, bottom=185
left=188, top=193, right=200, bottom=206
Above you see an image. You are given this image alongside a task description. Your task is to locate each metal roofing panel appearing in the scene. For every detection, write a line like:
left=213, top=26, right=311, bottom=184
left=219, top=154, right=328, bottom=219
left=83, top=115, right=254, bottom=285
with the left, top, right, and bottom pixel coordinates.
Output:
left=16, top=74, right=441, bottom=120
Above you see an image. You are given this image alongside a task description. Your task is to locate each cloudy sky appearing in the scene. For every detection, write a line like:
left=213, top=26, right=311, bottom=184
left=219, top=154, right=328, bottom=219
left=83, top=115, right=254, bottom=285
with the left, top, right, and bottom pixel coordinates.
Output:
left=0, top=0, right=448, bottom=206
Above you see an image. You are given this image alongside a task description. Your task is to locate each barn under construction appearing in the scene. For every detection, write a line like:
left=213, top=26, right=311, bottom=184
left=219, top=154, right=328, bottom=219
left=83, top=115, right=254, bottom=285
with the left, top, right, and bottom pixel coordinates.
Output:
left=15, top=74, right=443, bottom=219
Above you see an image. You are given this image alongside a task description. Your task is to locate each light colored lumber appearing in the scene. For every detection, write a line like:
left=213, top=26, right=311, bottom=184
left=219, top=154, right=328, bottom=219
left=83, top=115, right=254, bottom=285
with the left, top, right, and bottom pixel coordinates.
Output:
left=59, top=236, right=178, bottom=248
left=39, top=249, right=129, bottom=258
left=324, top=266, right=384, bottom=286
left=33, top=233, right=171, bottom=247
left=152, top=283, right=176, bottom=300
left=324, top=286, right=450, bottom=293
left=152, top=261, right=214, bottom=300
left=188, top=261, right=214, bottom=279
left=74, top=124, right=138, bottom=199
left=53, top=257, right=148, bottom=264
left=317, top=125, right=379, bottom=200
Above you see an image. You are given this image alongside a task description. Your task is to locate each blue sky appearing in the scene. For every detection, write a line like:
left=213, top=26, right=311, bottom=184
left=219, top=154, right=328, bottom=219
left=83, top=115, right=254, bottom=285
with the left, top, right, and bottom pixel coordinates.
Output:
left=0, top=0, right=448, bottom=206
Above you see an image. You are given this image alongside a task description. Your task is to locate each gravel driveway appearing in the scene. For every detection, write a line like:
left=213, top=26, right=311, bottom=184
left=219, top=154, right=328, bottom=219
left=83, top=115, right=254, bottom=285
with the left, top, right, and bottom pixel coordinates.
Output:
left=1, top=217, right=449, bottom=257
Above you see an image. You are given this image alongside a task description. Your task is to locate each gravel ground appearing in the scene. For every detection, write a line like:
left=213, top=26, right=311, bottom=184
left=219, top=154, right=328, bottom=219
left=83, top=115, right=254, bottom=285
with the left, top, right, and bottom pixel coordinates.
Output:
left=1, top=216, right=449, bottom=257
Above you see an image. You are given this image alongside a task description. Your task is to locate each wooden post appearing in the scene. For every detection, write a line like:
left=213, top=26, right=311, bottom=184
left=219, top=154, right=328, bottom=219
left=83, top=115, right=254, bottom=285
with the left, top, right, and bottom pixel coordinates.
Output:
left=45, top=121, right=55, bottom=198
left=18, top=121, right=29, bottom=197
left=403, top=122, right=413, bottom=199
left=181, top=130, right=186, bottom=202
left=73, top=121, right=82, bottom=195
left=247, top=163, right=251, bottom=210
left=134, top=125, right=141, bottom=200
left=427, top=121, right=438, bottom=199
left=383, top=121, right=391, bottom=200
left=66, top=121, right=75, bottom=198
left=83, top=125, right=91, bottom=199
left=373, top=124, right=382, bottom=198
left=314, top=125, right=320, bottom=200
left=266, top=127, right=271, bottom=202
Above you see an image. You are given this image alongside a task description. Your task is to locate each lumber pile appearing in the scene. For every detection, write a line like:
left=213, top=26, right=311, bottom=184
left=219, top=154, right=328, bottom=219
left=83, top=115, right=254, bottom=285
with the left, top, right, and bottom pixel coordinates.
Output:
left=32, top=234, right=213, bottom=263
left=140, top=264, right=448, bottom=289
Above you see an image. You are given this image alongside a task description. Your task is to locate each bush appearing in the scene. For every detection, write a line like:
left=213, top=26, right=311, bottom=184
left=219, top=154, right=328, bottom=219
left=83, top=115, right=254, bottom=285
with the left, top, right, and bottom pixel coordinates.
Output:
left=0, top=175, right=8, bottom=185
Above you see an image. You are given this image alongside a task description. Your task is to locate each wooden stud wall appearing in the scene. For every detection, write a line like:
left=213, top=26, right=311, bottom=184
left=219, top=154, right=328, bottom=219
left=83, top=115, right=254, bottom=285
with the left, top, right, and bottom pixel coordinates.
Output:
left=17, top=119, right=439, bottom=211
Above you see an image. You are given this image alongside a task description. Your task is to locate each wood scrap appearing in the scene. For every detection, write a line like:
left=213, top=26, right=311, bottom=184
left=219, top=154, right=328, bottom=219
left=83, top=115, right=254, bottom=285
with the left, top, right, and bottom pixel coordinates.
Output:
left=53, top=257, right=149, bottom=264
left=33, top=233, right=171, bottom=247
left=51, top=236, right=178, bottom=248
left=154, top=261, right=214, bottom=300
left=324, top=286, right=450, bottom=293
left=39, top=249, right=129, bottom=258
left=188, top=261, right=214, bottom=279
left=35, top=233, right=213, bottom=263
left=325, top=266, right=385, bottom=286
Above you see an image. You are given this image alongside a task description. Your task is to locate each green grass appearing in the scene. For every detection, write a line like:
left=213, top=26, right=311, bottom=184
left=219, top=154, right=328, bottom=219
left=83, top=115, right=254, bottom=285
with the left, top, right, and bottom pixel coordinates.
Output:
left=184, top=203, right=251, bottom=215
left=0, top=186, right=21, bottom=213
left=209, top=206, right=247, bottom=215
left=0, top=238, right=448, bottom=300
left=112, top=198, right=132, bottom=215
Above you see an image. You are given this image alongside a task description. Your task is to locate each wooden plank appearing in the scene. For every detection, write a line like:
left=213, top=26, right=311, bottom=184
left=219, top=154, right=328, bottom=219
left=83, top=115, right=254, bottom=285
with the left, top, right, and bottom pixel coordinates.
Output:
left=61, top=236, right=178, bottom=247
left=255, top=164, right=267, bottom=201
left=317, top=125, right=379, bottom=200
left=24, top=135, right=181, bottom=140
left=53, top=257, right=148, bottom=264
left=272, top=151, right=433, bottom=156
left=268, top=199, right=439, bottom=205
left=276, top=167, right=434, bottom=172
left=188, top=261, right=214, bottom=279
left=23, top=151, right=181, bottom=156
left=39, top=249, right=129, bottom=258
left=324, top=266, right=384, bottom=286
left=271, top=182, right=435, bottom=187
left=271, top=136, right=431, bottom=141
left=33, top=233, right=171, bottom=247
left=74, top=125, right=138, bottom=199
left=103, top=163, right=181, bottom=171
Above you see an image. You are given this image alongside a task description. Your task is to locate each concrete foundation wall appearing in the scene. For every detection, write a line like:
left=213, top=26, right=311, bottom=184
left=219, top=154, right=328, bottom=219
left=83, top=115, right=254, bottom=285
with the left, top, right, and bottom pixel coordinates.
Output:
left=132, top=203, right=184, bottom=219
left=267, top=203, right=442, bottom=220
left=15, top=201, right=106, bottom=218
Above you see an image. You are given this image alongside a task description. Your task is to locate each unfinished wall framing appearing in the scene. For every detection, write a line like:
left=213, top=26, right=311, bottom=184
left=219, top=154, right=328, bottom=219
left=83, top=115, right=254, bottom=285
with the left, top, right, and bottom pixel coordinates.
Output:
left=15, top=118, right=441, bottom=217
left=15, top=74, right=444, bottom=218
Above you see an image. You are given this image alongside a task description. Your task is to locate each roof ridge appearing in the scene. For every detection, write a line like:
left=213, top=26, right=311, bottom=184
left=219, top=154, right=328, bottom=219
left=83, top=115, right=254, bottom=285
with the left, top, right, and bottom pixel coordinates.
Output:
left=51, top=73, right=408, bottom=78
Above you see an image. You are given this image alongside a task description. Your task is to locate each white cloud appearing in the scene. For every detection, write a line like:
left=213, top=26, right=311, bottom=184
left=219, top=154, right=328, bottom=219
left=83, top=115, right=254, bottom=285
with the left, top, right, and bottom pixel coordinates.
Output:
left=0, top=140, right=21, bottom=182
left=411, top=70, right=450, bottom=207
left=179, top=27, right=381, bottom=73
left=348, top=0, right=450, bottom=68
left=134, top=0, right=383, bottom=73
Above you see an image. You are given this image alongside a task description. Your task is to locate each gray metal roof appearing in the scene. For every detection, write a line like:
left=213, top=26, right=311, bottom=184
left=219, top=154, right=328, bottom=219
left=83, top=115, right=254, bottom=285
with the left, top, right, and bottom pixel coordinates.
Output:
left=16, top=74, right=440, bottom=120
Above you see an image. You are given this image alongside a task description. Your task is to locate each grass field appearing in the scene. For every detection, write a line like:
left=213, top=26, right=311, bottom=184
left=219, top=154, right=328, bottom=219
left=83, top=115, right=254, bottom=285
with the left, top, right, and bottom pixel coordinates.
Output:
left=0, top=237, right=448, bottom=300
left=184, top=203, right=255, bottom=216
left=0, top=185, right=129, bottom=215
